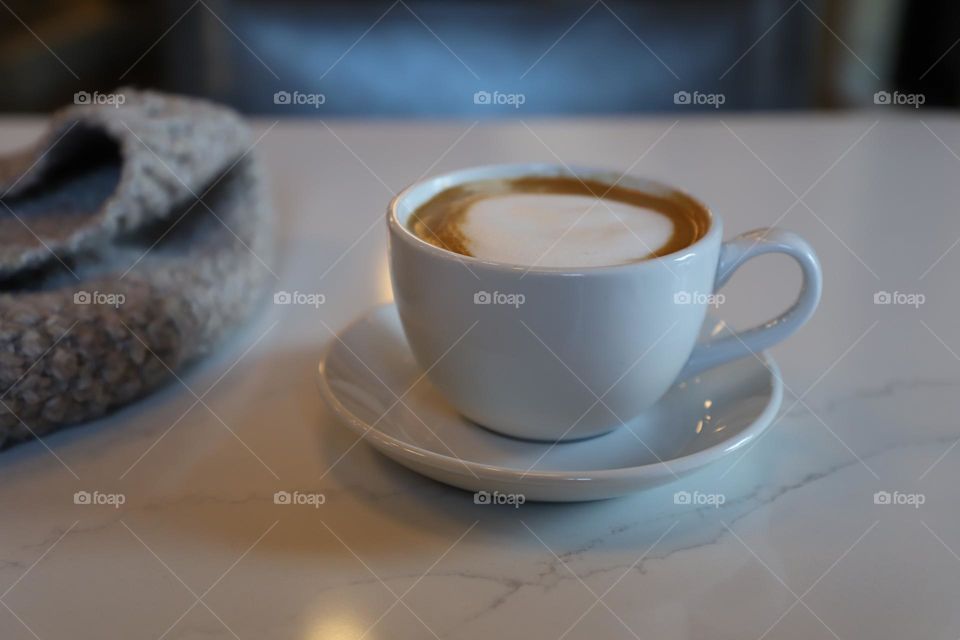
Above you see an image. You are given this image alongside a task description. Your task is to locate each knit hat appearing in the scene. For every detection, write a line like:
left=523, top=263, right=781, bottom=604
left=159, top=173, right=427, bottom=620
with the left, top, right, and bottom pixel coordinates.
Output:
left=0, top=89, right=273, bottom=447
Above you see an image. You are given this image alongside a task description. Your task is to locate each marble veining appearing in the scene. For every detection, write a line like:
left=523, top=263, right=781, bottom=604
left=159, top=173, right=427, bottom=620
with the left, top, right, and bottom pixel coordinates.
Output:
left=1, top=115, right=959, bottom=639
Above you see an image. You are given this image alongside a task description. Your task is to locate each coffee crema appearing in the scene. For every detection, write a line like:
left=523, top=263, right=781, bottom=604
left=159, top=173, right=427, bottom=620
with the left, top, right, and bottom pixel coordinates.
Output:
left=406, top=176, right=710, bottom=268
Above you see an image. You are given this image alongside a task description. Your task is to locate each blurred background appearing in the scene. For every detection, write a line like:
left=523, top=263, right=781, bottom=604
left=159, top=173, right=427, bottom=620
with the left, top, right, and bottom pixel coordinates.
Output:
left=0, top=0, right=956, bottom=116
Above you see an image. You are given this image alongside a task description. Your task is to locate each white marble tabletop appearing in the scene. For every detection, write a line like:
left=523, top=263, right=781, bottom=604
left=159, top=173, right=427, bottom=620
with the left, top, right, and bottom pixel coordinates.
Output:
left=2, top=112, right=959, bottom=639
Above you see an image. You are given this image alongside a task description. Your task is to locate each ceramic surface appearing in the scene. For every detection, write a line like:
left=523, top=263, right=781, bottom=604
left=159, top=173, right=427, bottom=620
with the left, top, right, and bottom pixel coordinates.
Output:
left=388, top=164, right=820, bottom=440
left=319, top=304, right=783, bottom=501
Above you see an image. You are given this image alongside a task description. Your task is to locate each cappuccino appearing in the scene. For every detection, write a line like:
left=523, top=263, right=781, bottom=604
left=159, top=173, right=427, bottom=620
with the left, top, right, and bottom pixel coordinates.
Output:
left=407, top=176, right=709, bottom=268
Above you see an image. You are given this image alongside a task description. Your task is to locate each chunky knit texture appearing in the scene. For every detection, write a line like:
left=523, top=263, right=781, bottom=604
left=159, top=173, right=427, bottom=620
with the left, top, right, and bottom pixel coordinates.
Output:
left=0, top=89, right=273, bottom=447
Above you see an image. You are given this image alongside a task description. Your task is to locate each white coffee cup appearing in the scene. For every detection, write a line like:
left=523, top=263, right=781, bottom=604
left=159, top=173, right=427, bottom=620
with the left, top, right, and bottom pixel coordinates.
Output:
left=388, top=164, right=821, bottom=442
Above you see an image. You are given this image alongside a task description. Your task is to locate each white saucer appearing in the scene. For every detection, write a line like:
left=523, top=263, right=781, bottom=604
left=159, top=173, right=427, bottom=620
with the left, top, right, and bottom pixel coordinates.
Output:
left=317, top=304, right=782, bottom=501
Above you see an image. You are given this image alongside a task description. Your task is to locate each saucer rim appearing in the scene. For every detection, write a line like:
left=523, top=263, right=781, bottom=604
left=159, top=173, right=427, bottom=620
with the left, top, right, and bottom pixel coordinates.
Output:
left=317, top=304, right=783, bottom=484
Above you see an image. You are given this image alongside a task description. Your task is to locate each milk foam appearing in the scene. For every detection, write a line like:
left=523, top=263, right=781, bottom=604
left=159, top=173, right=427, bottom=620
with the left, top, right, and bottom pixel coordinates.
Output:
left=461, top=193, right=675, bottom=267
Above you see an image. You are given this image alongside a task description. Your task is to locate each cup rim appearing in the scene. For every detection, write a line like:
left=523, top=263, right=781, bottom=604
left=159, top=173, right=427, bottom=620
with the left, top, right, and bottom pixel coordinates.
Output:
left=387, top=163, right=721, bottom=275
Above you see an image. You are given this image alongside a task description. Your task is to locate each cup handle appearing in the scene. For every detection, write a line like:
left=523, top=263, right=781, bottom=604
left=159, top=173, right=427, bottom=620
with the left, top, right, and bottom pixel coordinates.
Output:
left=681, top=228, right=822, bottom=378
